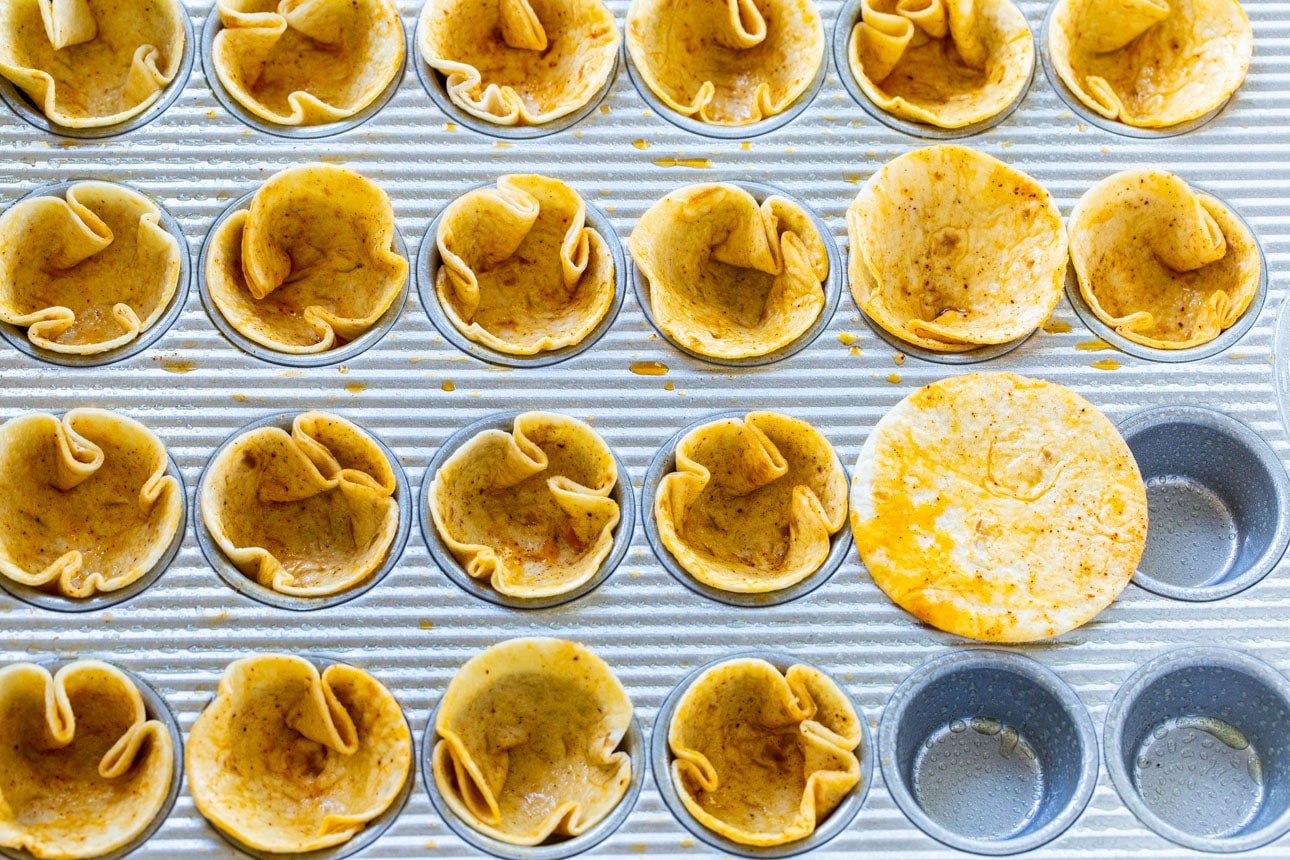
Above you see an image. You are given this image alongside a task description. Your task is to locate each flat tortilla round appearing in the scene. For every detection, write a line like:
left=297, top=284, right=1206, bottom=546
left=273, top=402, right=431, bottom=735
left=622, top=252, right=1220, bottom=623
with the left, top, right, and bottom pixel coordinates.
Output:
left=851, top=372, right=1148, bottom=642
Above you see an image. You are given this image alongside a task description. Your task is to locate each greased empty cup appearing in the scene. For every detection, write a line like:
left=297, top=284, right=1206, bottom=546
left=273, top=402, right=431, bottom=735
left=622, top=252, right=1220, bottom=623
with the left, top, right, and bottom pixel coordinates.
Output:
left=1119, top=406, right=1290, bottom=601
left=1105, top=647, right=1290, bottom=853
left=879, top=650, right=1097, bottom=855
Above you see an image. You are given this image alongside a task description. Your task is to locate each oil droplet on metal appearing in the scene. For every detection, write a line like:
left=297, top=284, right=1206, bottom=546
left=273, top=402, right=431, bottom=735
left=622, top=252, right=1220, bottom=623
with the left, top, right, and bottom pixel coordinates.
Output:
left=971, top=716, right=1002, bottom=736
left=441, top=380, right=456, bottom=392
left=740, top=142, right=751, bottom=150
left=887, top=373, right=902, bottom=384
left=1076, top=338, right=1113, bottom=351
left=653, top=157, right=711, bottom=169
left=1092, top=358, right=1121, bottom=371
left=837, top=332, right=858, bottom=345
left=949, top=718, right=967, bottom=733
left=1042, top=319, right=1072, bottom=334
left=160, top=359, right=195, bottom=374
left=631, top=360, right=669, bottom=376
left=632, top=139, right=649, bottom=149
left=345, top=382, right=367, bottom=394
left=444, top=122, right=458, bottom=132
left=419, top=619, right=433, bottom=630
left=893, top=352, right=905, bottom=366
left=663, top=381, right=675, bottom=391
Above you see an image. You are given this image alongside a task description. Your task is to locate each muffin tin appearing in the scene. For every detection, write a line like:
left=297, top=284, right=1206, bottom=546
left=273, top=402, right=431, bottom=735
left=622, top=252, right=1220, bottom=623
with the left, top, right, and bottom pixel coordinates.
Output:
left=0, top=0, right=1287, bottom=856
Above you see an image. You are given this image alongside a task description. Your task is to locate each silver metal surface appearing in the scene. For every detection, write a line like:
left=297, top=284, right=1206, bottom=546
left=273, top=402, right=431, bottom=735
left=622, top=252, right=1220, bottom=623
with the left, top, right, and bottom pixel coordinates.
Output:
left=0, top=0, right=1288, bottom=855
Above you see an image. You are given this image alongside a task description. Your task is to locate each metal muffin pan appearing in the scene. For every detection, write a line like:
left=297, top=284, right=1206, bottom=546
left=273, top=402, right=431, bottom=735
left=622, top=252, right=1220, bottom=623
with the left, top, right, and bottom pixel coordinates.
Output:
left=419, top=410, right=635, bottom=610
left=0, top=658, right=185, bottom=860
left=0, top=180, right=192, bottom=369
left=650, top=650, right=873, bottom=858
left=191, top=653, right=417, bottom=860
left=879, top=650, right=1099, bottom=856
left=1104, top=647, right=1290, bottom=853
left=2, top=0, right=1289, bottom=855
left=197, top=189, right=412, bottom=368
left=195, top=411, right=413, bottom=612
left=641, top=409, right=852, bottom=608
left=422, top=691, right=647, bottom=860
left=1119, top=405, right=1290, bottom=602
left=630, top=179, right=843, bottom=368
left=416, top=182, right=628, bottom=368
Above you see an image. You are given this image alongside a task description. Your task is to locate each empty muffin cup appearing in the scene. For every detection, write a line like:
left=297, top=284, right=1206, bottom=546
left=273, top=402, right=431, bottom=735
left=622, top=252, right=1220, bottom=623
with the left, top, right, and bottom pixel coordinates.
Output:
left=831, top=0, right=1035, bottom=140
left=198, top=190, right=411, bottom=368
left=641, top=410, right=851, bottom=608
left=1105, top=647, right=1290, bottom=852
left=0, top=180, right=192, bottom=369
left=879, top=649, right=1097, bottom=855
left=417, top=183, right=627, bottom=368
left=631, top=180, right=842, bottom=368
left=419, top=410, right=636, bottom=610
left=195, top=412, right=413, bottom=612
left=1119, top=406, right=1290, bottom=601
left=422, top=695, right=645, bottom=860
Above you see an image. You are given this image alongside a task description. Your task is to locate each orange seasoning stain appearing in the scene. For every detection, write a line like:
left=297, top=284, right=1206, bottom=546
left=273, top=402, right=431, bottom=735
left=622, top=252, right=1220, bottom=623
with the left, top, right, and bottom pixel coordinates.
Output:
left=160, top=358, right=194, bottom=374
left=345, top=382, right=367, bottom=394
left=844, top=174, right=865, bottom=184
left=441, top=380, right=456, bottom=392
left=1076, top=338, right=1113, bottom=351
left=849, top=346, right=862, bottom=356
left=419, top=619, right=433, bottom=630
left=630, top=360, right=669, bottom=376
left=663, top=381, right=675, bottom=391
left=740, top=142, right=752, bottom=150
left=494, top=141, right=513, bottom=149
left=444, top=122, right=458, bottom=132
left=632, top=139, right=650, bottom=150
left=837, top=332, right=858, bottom=345
left=887, top=373, right=902, bottom=384
left=1092, top=358, right=1121, bottom=371
left=680, top=839, right=695, bottom=848
left=1042, top=319, right=1073, bottom=334
left=653, top=156, right=711, bottom=169
left=600, top=104, right=612, bottom=114
left=230, top=393, right=249, bottom=403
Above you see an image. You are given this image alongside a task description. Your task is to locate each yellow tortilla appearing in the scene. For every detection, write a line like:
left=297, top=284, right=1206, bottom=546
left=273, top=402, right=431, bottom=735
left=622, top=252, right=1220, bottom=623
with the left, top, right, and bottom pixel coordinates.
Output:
left=630, top=183, right=829, bottom=359
left=436, top=175, right=615, bottom=355
left=212, top=0, right=404, bottom=126
left=1070, top=169, right=1260, bottom=350
left=1048, top=0, right=1252, bottom=129
left=0, top=0, right=184, bottom=128
left=851, top=372, right=1148, bottom=643
left=847, top=0, right=1033, bottom=128
left=186, top=654, right=411, bottom=854
left=433, top=638, right=633, bottom=845
left=201, top=411, right=400, bottom=597
left=626, top=0, right=824, bottom=124
left=0, top=409, right=182, bottom=598
left=417, top=0, right=618, bottom=125
left=205, top=163, right=408, bottom=354
left=655, top=411, right=847, bottom=593
left=430, top=412, right=620, bottom=599
left=847, top=145, right=1066, bottom=352
left=0, top=660, right=174, bottom=860
left=669, top=659, right=861, bottom=846
left=0, top=182, right=181, bottom=355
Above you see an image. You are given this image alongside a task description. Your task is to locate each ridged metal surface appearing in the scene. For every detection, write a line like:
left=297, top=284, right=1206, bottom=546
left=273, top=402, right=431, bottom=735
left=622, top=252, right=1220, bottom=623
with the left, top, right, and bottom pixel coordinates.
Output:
left=1, top=0, right=1288, bottom=856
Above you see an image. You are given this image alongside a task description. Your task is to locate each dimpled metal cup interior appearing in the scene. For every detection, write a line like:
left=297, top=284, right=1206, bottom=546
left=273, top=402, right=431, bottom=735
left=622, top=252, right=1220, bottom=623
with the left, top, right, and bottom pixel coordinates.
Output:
left=421, top=694, right=646, bottom=860
left=1119, top=406, right=1290, bottom=602
left=0, top=4, right=195, bottom=140
left=1064, top=187, right=1268, bottom=363
left=1104, top=647, right=1290, bottom=853
left=1038, top=0, right=1234, bottom=139
left=631, top=179, right=842, bottom=368
left=650, top=650, right=873, bottom=858
left=830, top=0, right=1036, bottom=140
left=197, top=190, right=412, bottom=368
left=195, top=653, right=416, bottom=860
left=412, top=25, right=619, bottom=140
left=641, top=409, right=851, bottom=608
left=194, top=411, right=413, bottom=612
left=0, top=180, right=192, bottom=369
left=879, top=649, right=1098, bottom=856
left=621, top=33, right=829, bottom=140
left=200, top=8, right=408, bottom=140
left=416, top=184, right=627, bottom=368
left=0, top=659, right=185, bottom=860
left=0, top=447, right=187, bottom=614
left=419, top=409, right=636, bottom=610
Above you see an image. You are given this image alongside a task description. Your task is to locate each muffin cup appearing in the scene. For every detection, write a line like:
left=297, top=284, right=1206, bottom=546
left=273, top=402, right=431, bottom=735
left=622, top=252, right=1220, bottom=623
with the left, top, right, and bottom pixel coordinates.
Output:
left=1105, top=647, right=1290, bottom=853
left=195, top=412, right=412, bottom=612
left=651, top=649, right=872, bottom=858
left=200, top=10, right=407, bottom=140
left=631, top=179, right=841, bottom=368
left=421, top=693, right=645, bottom=860
left=831, top=0, right=1035, bottom=139
left=1065, top=186, right=1267, bottom=362
left=0, top=6, right=195, bottom=139
left=0, top=659, right=185, bottom=860
left=413, top=32, right=617, bottom=140
left=418, top=410, right=635, bottom=610
left=0, top=443, right=187, bottom=614
left=195, top=653, right=415, bottom=860
left=197, top=190, right=411, bottom=368
left=0, top=180, right=192, bottom=369
left=622, top=38, right=827, bottom=140
left=879, top=649, right=1098, bottom=856
left=1119, top=405, right=1290, bottom=601
left=1039, top=2, right=1233, bottom=139
left=416, top=182, right=626, bottom=368
left=641, top=410, right=851, bottom=608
